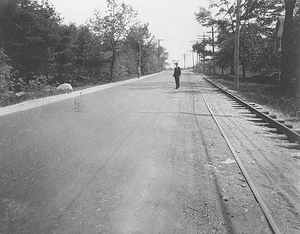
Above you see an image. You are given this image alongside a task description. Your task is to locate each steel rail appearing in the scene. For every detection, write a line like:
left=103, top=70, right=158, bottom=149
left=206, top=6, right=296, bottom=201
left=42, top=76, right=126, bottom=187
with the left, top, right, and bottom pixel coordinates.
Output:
left=204, top=77, right=300, bottom=143
left=190, top=75, right=282, bottom=234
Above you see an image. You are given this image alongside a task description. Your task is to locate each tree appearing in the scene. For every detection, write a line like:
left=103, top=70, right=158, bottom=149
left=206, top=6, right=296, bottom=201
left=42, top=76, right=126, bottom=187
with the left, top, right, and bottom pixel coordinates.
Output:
left=280, top=0, right=297, bottom=95
left=124, top=23, right=152, bottom=76
left=89, top=0, right=138, bottom=81
left=0, top=0, right=60, bottom=82
left=192, top=40, right=210, bottom=61
left=292, top=3, right=300, bottom=94
left=0, top=48, right=12, bottom=91
left=215, top=34, right=235, bottom=74
left=195, top=2, right=233, bottom=74
left=195, top=7, right=213, bottom=26
left=239, top=23, right=265, bottom=76
left=123, top=23, right=168, bottom=76
left=53, top=24, right=77, bottom=83
left=0, top=0, right=167, bottom=91
left=195, top=0, right=285, bottom=77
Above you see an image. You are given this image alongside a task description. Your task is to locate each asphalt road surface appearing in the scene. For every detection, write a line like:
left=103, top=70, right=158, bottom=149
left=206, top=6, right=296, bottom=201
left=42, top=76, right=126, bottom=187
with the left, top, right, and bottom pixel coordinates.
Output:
left=0, top=71, right=270, bottom=234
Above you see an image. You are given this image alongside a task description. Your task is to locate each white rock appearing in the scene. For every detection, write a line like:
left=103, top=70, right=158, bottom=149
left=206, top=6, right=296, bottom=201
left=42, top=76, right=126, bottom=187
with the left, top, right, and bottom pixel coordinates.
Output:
left=15, top=92, right=26, bottom=97
left=57, top=83, right=73, bottom=92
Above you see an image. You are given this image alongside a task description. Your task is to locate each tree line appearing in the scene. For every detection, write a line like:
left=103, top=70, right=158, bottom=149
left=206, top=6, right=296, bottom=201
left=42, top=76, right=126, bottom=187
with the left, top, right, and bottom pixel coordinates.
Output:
left=193, top=0, right=300, bottom=96
left=0, top=0, right=168, bottom=93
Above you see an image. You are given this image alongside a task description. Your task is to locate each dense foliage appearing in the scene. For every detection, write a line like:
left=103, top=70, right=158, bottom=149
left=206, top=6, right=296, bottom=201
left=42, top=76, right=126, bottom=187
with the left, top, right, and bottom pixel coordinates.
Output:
left=0, top=0, right=167, bottom=94
left=194, top=0, right=300, bottom=96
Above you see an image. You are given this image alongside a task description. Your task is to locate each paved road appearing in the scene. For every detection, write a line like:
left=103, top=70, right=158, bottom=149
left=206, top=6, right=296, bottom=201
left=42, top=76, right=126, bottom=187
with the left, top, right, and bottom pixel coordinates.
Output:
left=0, top=71, right=270, bottom=234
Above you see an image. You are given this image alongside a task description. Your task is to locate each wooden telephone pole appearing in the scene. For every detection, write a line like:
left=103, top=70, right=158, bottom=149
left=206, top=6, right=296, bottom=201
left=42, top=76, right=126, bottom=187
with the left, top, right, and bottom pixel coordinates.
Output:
left=155, top=39, right=164, bottom=70
left=197, top=33, right=207, bottom=73
left=190, top=40, right=201, bottom=65
left=139, top=40, right=142, bottom=78
left=207, top=26, right=218, bottom=74
left=182, top=53, right=188, bottom=69
left=234, top=0, right=241, bottom=90
left=187, top=50, right=195, bottom=70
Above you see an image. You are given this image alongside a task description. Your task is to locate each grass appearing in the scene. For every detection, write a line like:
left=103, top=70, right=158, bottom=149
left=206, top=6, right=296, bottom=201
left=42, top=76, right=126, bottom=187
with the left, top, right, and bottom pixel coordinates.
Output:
left=0, top=73, right=141, bottom=108
left=0, top=87, right=61, bottom=107
left=0, top=81, right=111, bottom=108
left=0, top=85, right=93, bottom=108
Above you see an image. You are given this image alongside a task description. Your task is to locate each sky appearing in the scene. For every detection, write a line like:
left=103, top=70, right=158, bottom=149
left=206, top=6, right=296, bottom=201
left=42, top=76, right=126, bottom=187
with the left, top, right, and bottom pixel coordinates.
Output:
left=45, top=0, right=211, bottom=68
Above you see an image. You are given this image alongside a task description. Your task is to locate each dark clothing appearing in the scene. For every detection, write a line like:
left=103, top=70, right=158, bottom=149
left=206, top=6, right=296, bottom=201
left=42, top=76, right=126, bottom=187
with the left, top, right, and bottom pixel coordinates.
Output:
left=173, top=66, right=181, bottom=77
left=173, top=66, right=181, bottom=89
left=174, top=76, right=180, bottom=89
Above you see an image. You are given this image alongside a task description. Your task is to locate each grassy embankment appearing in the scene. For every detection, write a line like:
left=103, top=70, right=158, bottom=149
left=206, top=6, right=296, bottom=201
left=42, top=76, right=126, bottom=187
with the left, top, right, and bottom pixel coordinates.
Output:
left=0, top=74, right=139, bottom=108
left=0, top=81, right=110, bottom=108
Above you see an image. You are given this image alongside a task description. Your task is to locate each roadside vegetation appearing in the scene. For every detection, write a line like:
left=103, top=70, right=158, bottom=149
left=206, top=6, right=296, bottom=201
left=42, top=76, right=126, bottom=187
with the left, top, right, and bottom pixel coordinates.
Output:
left=0, top=0, right=168, bottom=107
left=193, top=0, right=300, bottom=119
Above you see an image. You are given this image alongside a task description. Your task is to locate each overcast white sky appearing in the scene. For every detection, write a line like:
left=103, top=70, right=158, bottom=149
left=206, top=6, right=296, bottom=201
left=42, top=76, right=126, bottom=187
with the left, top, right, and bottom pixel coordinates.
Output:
left=46, top=0, right=211, bottom=68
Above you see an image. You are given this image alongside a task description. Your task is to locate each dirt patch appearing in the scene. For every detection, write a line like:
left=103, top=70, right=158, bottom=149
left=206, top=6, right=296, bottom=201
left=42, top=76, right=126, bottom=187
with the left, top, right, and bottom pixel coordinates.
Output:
left=194, top=74, right=300, bottom=234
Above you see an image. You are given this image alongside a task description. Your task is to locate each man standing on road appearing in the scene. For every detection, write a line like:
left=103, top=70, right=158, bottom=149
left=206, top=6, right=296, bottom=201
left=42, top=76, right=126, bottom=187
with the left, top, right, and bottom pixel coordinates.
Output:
left=173, top=62, right=181, bottom=89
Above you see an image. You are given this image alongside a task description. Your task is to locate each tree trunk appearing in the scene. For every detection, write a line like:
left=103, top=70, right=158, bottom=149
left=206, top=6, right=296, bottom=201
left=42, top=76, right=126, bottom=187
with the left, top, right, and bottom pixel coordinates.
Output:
left=280, top=0, right=296, bottom=95
left=230, top=65, right=234, bottom=75
left=110, top=49, right=116, bottom=81
left=242, top=64, right=246, bottom=79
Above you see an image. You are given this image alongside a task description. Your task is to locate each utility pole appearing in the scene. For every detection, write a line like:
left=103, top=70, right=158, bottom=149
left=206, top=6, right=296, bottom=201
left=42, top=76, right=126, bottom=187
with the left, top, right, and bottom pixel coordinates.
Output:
left=139, top=40, right=142, bottom=78
left=182, top=53, right=188, bottom=69
left=190, top=40, right=201, bottom=67
left=187, top=50, right=194, bottom=71
left=155, top=39, right=164, bottom=70
left=234, top=0, right=241, bottom=90
left=197, top=33, right=207, bottom=73
left=207, top=26, right=218, bottom=74
left=191, top=51, right=194, bottom=71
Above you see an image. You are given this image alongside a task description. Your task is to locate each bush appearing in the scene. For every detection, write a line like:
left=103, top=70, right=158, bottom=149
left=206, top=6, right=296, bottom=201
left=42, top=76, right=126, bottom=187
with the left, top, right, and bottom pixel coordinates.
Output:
left=0, top=49, right=12, bottom=92
left=278, top=95, right=300, bottom=117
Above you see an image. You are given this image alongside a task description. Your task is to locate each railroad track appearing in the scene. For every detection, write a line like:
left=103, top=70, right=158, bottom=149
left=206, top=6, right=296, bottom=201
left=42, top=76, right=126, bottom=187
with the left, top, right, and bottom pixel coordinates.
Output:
left=188, top=73, right=300, bottom=234
left=202, top=77, right=300, bottom=144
